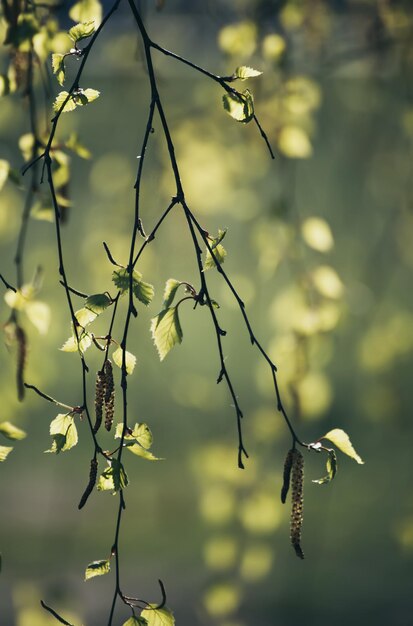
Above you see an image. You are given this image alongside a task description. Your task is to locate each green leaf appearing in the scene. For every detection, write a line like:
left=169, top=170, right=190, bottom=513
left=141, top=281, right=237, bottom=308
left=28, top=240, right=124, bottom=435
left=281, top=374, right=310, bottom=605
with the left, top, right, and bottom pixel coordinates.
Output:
left=122, top=617, right=148, bottom=626
left=0, top=159, right=10, bottom=191
left=313, top=450, right=337, bottom=485
left=126, top=444, right=162, bottom=461
left=223, top=89, right=254, bottom=123
left=53, top=91, right=77, bottom=113
left=115, top=422, right=153, bottom=449
left=112, top=346, right=137, bottom=375
left=60, top=332, right=92, bottom=353
left=46, top=413, right=78, bottom=454
left=141, top=606, right=175, bottom=626
left=75, top=307, right=97, bottom=327
left=68, top=21, right=95, bottom=43
left=151, top=307, right=183, bottom=361
left=321, top=428, right=364, bottom=464
left=30, top=201, right=54, bottom=222
left=75, top=87, right=100, bottom=105
left=162, top=279, right=181, bottom=308
left=0, top=421, right=27, bottom=441
left=85, top=559, right=110, bottom=581
left=69, top=0, right=102, bottom=24
left=234, top=65, right=262, bottom=80
left=0, top=446, right=13, bottom=462
left=205, top=229, right=228, bottom=270
left=25, top=301, right=51, bottom=335
left=85, top=293, right=112, bottom=314
left=52, top=53, right=65, bottom=86
left=112, top=268, right=154, bottom=305
left=97, top=459, right=129, bottom=494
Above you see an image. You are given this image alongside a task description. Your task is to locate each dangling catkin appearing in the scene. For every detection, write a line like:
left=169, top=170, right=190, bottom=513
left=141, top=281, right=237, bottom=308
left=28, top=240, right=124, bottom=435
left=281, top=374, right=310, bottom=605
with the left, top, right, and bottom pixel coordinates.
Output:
left=290, top=448, right=304, bottom=559
left=281, top=448, right=294, bottom=504
left=104, top=359, right=115, bottom=431
left=93, top=370, right=106, bottom=434
left=78, top=457, right=98, bottom=510
left=15, top=324, right=27, bottom=402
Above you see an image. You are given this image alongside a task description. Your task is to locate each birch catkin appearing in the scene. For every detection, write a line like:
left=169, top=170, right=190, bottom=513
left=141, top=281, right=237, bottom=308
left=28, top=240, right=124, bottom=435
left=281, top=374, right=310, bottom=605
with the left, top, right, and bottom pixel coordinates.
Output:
left=290, top=448, right=304, bottom=559
left=104, top=359, right=115, bottom=431
left=78, top=457, right=98, bottom=510
left=93, top=370, right=106, bottom=434
left=15, top=324, right=27, bottom=402
left=281, top=448, right=294, bottom=504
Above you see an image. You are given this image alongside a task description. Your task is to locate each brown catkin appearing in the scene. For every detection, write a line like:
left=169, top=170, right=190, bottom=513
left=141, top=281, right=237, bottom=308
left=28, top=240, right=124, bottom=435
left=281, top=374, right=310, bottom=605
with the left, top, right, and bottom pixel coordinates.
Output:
left=104, top=359, right=115, bottom=431
left=78, top=458, right=98, bottom=510
left=93, top=370, right=106, bottom=434
left=290, top=449, right=304, bottom=559
left=15, top=324, right=27, bottom=402
left=281, top=448, right=294, bottom=504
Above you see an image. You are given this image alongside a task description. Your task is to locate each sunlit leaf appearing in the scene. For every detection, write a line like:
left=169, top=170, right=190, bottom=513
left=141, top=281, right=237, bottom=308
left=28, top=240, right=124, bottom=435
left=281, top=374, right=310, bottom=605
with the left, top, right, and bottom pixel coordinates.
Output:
left=151, top=307, right=183, bottom=361
left=223, top=89, right=254, bottom=123
left=25, top=301, right=51, bottom=335
left=74, top=88, right=100, bottom=106
left=75, top=307, right=97, bottom=327
left=0, top=159, right=10, bottom=191
left=84, top=559, right=110, bottom=580
left=53, top=91, right=77, bottom=113
left=321, top=428, right=364, bottom=464
left=68, top=21, right=95, bottom=43
left=126, top=444, right=162, bottom=461
left=204, top=229, right=228, bottom=270
left=0, top=421, right=27, bottom=441
left=52, top=53, right=65, bottom=86
left=312, top=449, right=338, bottom=485
left=112, top=346, right=136, bottom=375
left=162, top=279, right=181, bottom=308
left=122, top=617, right=148, bottom=626
left=46, top=413, right=78, bottom=453
left=69, top=0, right=102, bottom=25
left=115, top=422, right=153, bottom=449
left=234, top=65, right=262, bottom=80
left=97, top=459, right=129, bottom=493
left=60, top=332, right=92, bottom=353
left=133, top=279, right=155, bottom=306
left=140, top=606, right=175, bottom=626
left=84, top=293, right=111, bottom=314
left=312, top=266, right=344, bottom=299
left=112, top=268, right=154, bottom=305
left=0, top=446, right=13, bottom=462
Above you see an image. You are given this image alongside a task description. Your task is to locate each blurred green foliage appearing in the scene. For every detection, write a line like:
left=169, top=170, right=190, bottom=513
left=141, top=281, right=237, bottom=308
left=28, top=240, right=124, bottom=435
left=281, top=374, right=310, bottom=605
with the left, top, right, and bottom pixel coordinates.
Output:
left=1, top=0, right=413, bottom=625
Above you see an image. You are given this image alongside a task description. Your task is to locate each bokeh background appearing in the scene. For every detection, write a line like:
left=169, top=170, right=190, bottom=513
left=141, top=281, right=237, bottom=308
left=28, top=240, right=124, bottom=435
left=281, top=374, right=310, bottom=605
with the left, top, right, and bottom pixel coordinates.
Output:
left=1, top=0, right=413, bottom=624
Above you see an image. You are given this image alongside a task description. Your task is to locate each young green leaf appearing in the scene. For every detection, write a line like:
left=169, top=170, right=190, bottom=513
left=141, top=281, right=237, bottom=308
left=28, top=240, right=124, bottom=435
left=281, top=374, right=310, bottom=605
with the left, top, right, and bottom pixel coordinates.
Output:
left=112, top=268, right=154, bottom=305
left=0, top=421, right=27, bottom=440
left=85, top=293, right=112, bottom=314
left=122, top=617, right=148, bottom=626
left=75, top=307, right=97, bottom=327
left=53, top=91, right=77, bottom=113
left=115, top=422, right=153, bottom=449
left=141, top=606, right=175, bottom=626
left=0, top=446, right=13, bottom=462
left=321, top=429, right=364, bottom=464
left=25, top=301, right=51, bottom=335
left=69, top=0, right=102, bottom=24
left=133, top=279, right=155, bottom=306
left=112, top=346, right=137, bottom=375
left=312, top=450, right=338, bottom=485
left=60, top=331, right=92, bottom=353
left=84, top=559, right=110, bottom=581
left=151, top=307, right=183, bottom=361
left=68, top=21, right=95, bottom=44
left=235, top=65, right=262, bottom=80
left=46, top=413, right=78, bottom=454
left=125, top=443, right=162, bottom=461
left=223, top=89, right=254, bottom=123
left=52, top=53, right=65, bottom=86
left=205, top=230, right=228, bottom=270
left=162, top=279, right=181, bottom=308
left=97, top=459, right=129, bottom=493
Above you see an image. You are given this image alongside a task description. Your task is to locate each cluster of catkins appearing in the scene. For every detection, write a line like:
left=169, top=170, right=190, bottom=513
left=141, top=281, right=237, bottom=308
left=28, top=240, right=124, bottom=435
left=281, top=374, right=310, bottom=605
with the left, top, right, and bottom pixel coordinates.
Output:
left=93, top=359, right=115, bottom=433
